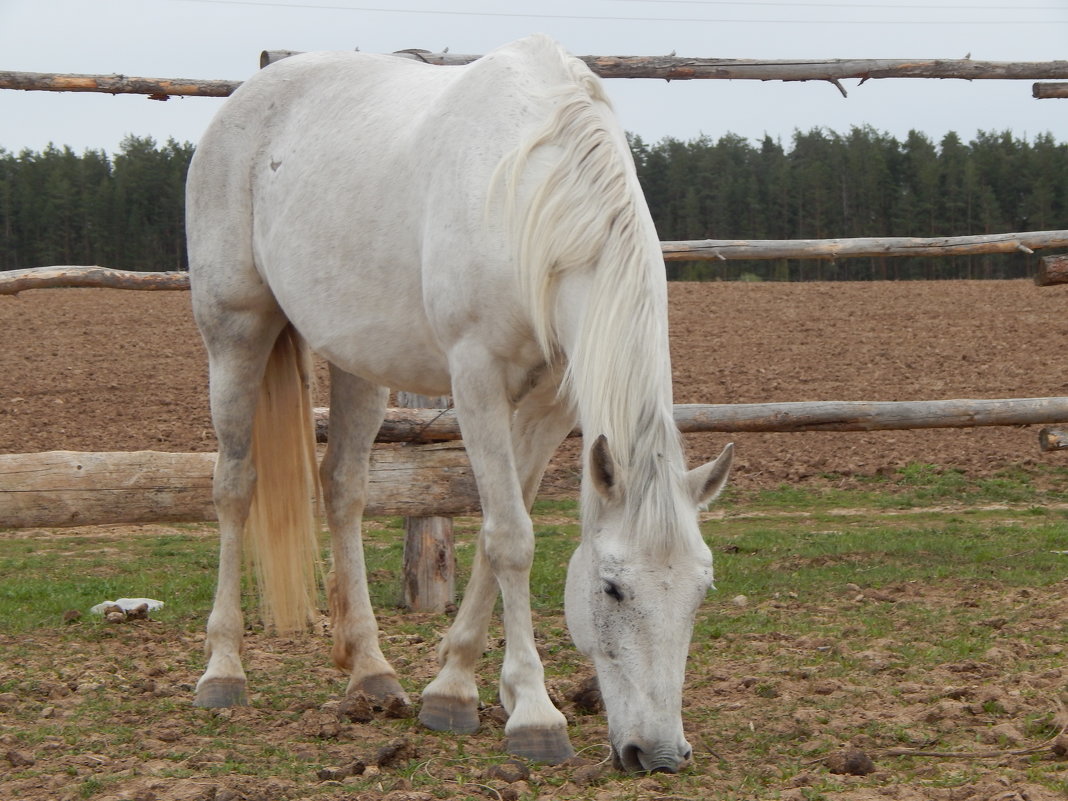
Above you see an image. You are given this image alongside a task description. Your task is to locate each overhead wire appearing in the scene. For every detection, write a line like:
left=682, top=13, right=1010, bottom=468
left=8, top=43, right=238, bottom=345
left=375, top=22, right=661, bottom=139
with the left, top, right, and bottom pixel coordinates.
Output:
left=169, top=0, right=1068, bottom=24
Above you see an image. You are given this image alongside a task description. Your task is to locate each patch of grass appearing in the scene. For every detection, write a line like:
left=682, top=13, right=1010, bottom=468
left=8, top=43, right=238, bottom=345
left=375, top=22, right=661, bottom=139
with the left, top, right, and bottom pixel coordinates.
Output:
left=3, top=476, right=1068, bottom=800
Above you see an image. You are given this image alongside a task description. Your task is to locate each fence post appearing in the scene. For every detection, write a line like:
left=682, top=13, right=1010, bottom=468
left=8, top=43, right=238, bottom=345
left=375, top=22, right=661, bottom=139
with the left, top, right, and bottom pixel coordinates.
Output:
left=397, top=392, right=456, bottom=612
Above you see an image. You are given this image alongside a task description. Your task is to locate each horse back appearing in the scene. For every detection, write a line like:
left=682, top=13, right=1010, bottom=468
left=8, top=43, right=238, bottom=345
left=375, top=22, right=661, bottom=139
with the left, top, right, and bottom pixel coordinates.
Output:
left=187, top=37, right=595, bottom=394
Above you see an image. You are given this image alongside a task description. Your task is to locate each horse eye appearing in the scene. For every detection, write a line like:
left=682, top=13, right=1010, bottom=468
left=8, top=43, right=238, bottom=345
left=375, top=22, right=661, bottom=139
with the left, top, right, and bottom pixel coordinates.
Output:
left=603, top=581, right=624, bottom=602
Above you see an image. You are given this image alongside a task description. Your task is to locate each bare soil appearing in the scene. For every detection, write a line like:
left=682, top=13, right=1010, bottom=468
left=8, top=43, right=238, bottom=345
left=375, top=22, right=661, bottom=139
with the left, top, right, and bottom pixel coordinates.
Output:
left=2, top=280, right=1067, bottom=800
left=2, top=280, right=1067, bottom=485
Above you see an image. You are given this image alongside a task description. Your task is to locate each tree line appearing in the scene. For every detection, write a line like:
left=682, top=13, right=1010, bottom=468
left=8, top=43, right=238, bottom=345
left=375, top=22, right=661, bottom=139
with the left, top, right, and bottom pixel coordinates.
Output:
left=632, top=127, right=1068, bottom=280
left=0, top=136, right=194, bottom=273
left=1, top=127, right=1065, bottom=280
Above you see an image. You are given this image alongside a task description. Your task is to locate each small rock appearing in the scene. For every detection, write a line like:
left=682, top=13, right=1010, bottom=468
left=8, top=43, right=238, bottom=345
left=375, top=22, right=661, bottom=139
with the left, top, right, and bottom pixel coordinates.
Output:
left=731, top=594, right=749, bottom=607
left=105, top=609, right=127, bottom=624
left=1051, top=733, right=1068, bottom=757
left=485, top=759, right=530, bottom=783
left=6, top=749, right=35, bottom=767
left=317, top=761, right=366, bottom=781
left=62, top=609, right=82, bottom=624
left=825, top=747, right=876, bottom=775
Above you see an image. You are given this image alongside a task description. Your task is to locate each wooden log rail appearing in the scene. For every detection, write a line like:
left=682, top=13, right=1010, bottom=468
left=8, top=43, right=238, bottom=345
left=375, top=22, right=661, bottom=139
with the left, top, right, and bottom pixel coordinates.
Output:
left=1035, top=254, right=1068, bottom=286
left=3, top=229, right=1068, bottom=296
left=1034, top=82, right=1068, bottom=99
left=4, top=55, right=1068, bottom=101
left=3, top=397, right=1066, bottom=529
left=357, top=397, right=1068, bottom=443
left=662, top=230, right=1068, bottom=262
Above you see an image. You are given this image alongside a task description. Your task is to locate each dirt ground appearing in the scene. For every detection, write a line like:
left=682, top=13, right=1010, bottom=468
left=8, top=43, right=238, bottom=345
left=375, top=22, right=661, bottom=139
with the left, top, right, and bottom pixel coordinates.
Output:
left=2, top=280, right=1068, bottom=486
left=2, top=280, right=1068, bottom=801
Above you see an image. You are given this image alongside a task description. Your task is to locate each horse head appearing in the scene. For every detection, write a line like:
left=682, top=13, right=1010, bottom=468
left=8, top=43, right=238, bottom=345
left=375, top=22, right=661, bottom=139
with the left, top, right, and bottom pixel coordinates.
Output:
left=565, top=436, right=733, bottom=773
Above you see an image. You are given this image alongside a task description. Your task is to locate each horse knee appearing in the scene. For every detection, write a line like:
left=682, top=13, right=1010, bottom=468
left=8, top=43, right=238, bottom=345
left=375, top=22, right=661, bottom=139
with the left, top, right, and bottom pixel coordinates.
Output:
left=481, top=518, right=535, bottom=575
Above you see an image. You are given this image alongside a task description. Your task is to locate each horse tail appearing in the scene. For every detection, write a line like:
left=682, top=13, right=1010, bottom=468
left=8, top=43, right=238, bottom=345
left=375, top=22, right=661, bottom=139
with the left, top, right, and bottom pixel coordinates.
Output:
left=245, top=324, right=322, bottom=634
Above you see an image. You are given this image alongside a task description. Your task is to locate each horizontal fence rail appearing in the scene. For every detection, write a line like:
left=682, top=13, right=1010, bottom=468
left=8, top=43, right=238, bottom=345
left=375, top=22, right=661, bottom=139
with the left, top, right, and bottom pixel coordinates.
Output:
left=346, top=398, right=1068, bottom=443
left=662, top=230, right=1068, bottom=262
left=4, top=55, right=1068, bottom=101
left=3, top=231, right=1067, bottom=294
left=4, top=397, right=1067, bottom=528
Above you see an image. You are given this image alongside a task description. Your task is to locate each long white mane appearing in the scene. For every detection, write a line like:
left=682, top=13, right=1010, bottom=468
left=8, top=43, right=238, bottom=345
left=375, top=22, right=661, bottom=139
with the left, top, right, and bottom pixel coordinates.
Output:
left=495, top=38, right=694, bottom=555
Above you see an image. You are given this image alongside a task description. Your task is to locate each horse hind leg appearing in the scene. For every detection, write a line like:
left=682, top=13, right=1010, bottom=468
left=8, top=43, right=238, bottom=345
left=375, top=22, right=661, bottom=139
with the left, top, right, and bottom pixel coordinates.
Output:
left=321, top=366, right=408, bottom=705
left=194, top=305, right=287, bottom=708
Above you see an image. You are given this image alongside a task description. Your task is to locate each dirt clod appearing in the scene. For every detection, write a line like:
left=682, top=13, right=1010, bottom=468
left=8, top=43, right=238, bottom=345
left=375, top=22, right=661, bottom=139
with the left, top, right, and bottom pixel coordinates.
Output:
left=6, top=749, right=35, bottom=767
left=825, top=747, right=876, bottom=775
left=486, top=759, right=530, bottom=783
left=374, top=738, right=416, bottom=768
left=337, top=693, right=374, bottom=723
left=317, top=761, right=365, bottom=781
left=567, top=675, right=603, bottom=714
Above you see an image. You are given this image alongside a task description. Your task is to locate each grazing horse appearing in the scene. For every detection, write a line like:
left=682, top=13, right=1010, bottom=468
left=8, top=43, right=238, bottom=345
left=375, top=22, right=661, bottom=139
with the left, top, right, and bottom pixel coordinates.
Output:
left=186, top=34, right=733, bottom=773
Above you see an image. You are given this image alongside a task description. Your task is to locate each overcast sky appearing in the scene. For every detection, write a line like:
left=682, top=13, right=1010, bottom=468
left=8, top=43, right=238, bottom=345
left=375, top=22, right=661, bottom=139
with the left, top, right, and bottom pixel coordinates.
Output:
left=1, top=0, right=1065, bottom=155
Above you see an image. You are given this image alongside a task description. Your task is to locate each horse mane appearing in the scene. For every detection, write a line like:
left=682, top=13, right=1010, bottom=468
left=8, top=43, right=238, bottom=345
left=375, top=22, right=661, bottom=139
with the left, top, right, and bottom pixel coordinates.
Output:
left=493, top=38, right=695, bottom=556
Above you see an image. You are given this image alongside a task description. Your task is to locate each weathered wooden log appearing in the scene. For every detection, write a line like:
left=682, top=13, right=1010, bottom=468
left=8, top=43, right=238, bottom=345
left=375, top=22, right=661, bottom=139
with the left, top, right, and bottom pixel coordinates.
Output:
left=7, top=232, right=1068, bottom=297
left=670, top=398, right=1068, bottom=433
left=663, top=231, right=1068, bottom=262
left=0, top=70, right=240, bottom=98
left=5, top=395, right=1067, bottom=529
left=1033, top=82, right=1068, bottom=99
left=1038, top=427, right=1068, bottom=451
left=315, top=398, right=1068, bottom=444
left=0, top=266, right=190, bottom=295
left=8, top=54, right=1065, bottom=102
left=0, top=445, right=479, bottom=529
left=397, top=392, right=455, bottom=613
left=259, top=51, right=1068, bottom=82
left=1034, top=254, right=1068, bottom=286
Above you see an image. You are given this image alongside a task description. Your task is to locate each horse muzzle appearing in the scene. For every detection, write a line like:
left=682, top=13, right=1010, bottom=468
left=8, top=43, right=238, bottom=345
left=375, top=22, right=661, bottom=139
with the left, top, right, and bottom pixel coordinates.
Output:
left=612, top=740, right=693, bottom=774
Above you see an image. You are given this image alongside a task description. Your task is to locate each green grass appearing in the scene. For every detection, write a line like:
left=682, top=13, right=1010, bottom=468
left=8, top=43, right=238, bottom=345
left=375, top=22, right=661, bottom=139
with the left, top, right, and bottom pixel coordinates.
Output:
left=2, top=469, right=1067, bottom=799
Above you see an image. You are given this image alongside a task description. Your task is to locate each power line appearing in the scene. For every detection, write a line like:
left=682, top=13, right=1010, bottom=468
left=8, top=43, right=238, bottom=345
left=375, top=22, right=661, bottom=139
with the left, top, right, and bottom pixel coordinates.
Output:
left=170, top=0, right=1068, bottom=24
left=607, top=0, right=1064, bottom=10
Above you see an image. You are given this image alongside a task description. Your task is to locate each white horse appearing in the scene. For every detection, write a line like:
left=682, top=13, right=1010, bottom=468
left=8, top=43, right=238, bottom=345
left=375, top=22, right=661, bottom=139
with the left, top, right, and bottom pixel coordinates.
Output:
left=186, top=35, right=733, bottom=773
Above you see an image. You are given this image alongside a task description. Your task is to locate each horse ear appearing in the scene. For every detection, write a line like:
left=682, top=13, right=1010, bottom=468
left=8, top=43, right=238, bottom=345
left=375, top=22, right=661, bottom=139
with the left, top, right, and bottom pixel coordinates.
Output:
left=589, top=434, right=619, bottom=500
left=687, top=443, right=734, bottom=508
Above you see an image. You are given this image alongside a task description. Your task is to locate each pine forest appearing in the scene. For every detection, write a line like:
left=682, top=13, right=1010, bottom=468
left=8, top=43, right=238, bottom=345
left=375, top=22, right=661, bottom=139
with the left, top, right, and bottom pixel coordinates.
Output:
left=1, top=127, right=1066, bottom=281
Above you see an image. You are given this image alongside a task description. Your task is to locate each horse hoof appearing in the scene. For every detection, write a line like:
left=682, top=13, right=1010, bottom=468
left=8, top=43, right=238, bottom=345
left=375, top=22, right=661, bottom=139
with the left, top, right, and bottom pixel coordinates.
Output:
left=193, top=677, right=248, bottom=707
left=354, top=674, right=411, bottom=706
left=505, top=726, right=575, bottom=764
left=418, top=694, right=480, bottom=734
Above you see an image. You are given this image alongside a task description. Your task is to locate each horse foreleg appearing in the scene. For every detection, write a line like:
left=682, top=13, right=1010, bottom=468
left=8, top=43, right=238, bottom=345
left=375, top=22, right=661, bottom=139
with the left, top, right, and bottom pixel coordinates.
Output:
left=421, top=351, right=573, bottom=763
left=321, top=368, right=408, bottom=704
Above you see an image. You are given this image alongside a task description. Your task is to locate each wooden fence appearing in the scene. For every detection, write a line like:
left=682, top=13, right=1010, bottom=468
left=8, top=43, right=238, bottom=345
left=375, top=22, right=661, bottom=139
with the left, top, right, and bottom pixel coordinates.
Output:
left=2, top=48, right=1067, bottom=612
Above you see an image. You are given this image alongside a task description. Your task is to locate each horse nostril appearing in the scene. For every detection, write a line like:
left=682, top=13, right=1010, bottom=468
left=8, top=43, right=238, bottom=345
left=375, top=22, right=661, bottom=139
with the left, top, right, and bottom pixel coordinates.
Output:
left=617, top=743, right=645, bottom=773
left=616, top=742, right=680, bottom=774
